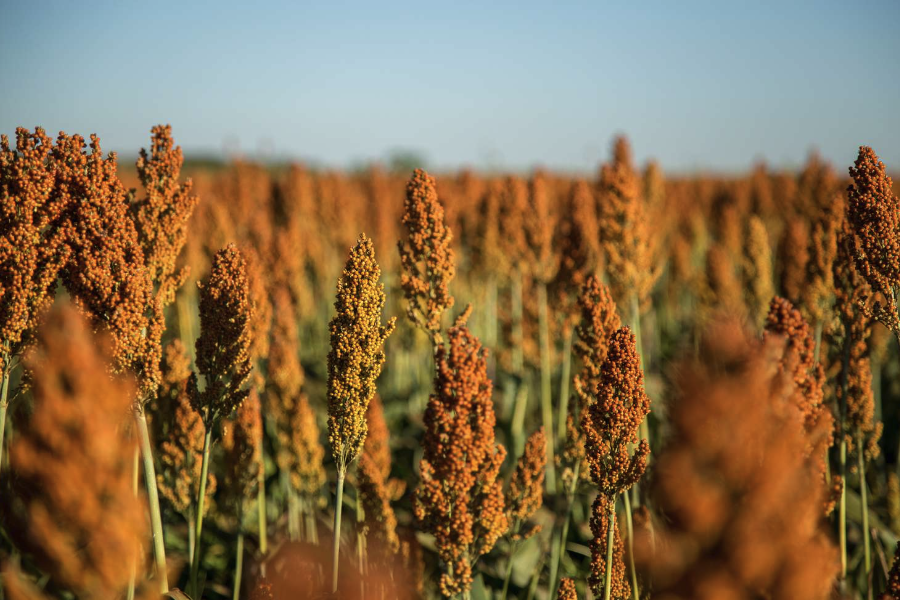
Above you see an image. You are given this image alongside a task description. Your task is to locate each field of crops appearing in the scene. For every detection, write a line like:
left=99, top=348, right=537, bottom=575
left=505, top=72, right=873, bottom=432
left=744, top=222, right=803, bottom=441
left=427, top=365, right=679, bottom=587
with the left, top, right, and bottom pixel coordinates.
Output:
left=1, top=125, right=900, bottom=600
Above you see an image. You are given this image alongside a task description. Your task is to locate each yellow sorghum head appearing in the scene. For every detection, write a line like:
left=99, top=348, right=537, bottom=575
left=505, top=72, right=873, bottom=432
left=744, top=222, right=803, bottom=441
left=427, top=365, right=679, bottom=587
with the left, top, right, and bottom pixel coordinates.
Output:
left=742, top=215, right=775, bottom=328
left=327, top=233, right=396, bottom=473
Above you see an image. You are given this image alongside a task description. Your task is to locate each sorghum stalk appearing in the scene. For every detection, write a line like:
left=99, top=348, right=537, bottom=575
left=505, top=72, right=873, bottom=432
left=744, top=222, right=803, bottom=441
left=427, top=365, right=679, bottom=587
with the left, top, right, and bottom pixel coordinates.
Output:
left=622, top=488, right=639, bottom=600
left=233, top=529, right=244, bottom=600
left=136, top=408, right=169, bottom=592
left=557, top=329, right=574, bottom=443
left=127, top=448, right=140, bottom=600
left=858, top=429, right=871, bottom=588
left=190, top=427, right=213, bottom=595
left=332, top=469, right=346, bottom=592
left=327, top=234, right=395, bottom=593
left=0, top=361, right=8, bottom=484
left=537, top=283, right=557, bottom=491
left=258, top=471, right=267, bottom=566
left=604, top=499, right=616, bottom=600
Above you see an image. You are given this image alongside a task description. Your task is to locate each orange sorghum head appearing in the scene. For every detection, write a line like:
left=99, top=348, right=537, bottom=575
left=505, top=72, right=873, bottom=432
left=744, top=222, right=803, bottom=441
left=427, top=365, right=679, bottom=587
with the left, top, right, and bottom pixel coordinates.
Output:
left=53, top=131, right=162, bottom=401
left=742, top=216, right=775, bottom=328
left=398, top=168, right=456, bottom=345
left=327, top=233, right=396, bottom=473
left=132, top=124, right=199, bottom=307
left=524, top=170, right=558, bottom=283
left=597, top=136, right=659, bottom=311
left=553, top=179, right=601, bottom=318
left=846, top=146, right=900, bottom=333
left=588, top=494, right=629, bottom=599
left=0, top=127, right=70, bottom=368
left=557, top=577, right=578, bottom=600
left=583, top=327, right=651, bottom=498
left=222, top=387, right=263, bottom=520
left=357, top=452, right=401, bottom=563
left=5, top=305, right=146, bottom=599
left=638, top=319, right=838, bottom=599
left=415, top=323, right=508, bottom=597
left=153, top=340, right=216, bottom=516
left=506, top=427, right=546, bottom=541
left=885, top=542, right=900, bottom=600
left=802, top=194, right=842, bottom=326
left=243, top=244, right=272, bottom=390
left=777, top=216, right=810, bottom=306
left=191, top=243, right=254, bottom=425
left=763, top=296, right=835, bottom=500
left=285, top=394, right=326, bottom=499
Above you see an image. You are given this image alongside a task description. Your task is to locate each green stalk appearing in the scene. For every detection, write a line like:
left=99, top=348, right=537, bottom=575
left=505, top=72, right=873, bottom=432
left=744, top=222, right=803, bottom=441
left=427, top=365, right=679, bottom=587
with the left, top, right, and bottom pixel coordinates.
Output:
left=356, top=487, right=367, bottom=599
left=813, top=321, right=823, bottom=365
left=305, top=497, right=319, bottom=544
left=500, top=538, right=519, bottom=600
left=332, top=467, right=346, bottom=593
left=858, top=430, right=871, bottom=589
left=622, top=489, right=639, bottom=600
left=550, top=464, right=580, bottom=598
left=839, top=438, right=847, bottom=581
left=232, top=531, right=244, bottom=600
left=512, top=272, right=524, bottom=374
left=190, top=427, right=213, bottom=597
left=0, top=363, right=9, bottom=485
left=537, top=283, right=557, bottom=492
left=127, top=447, right=140, bottom=600
left=135, top=409, right=169, bottom=592
left=258, top=468, right=268, bottom=559
left=556, top=328, right=574, bottom=443
left=510, top=382, right=530, bottom=457
left=604, top=497, right=616, bottom=600
left=187, top=502, right=196, bottom=564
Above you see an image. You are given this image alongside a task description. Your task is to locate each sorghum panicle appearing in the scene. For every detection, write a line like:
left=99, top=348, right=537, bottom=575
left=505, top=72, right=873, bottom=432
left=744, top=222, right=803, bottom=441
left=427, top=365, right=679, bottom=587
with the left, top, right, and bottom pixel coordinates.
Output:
left=132, top=124, right=199, bottom=306
left=0, top=127, right=69, bottom=366
left=742, top=215, right=775, bottom=328
left=506, top=427, right=546, bottom=541
left=557, top=577, right=578, bottom=600
left=54, top=132, right=162, bottom=400
left=597, top=136, right=659, bottom=310
left=4, top=306, right=146, bottom=598
left=153, top=340, right=216, bottom=515
left=415, top=323, right=508, bottom=597
left=583, top=327, right=651, bottom=498
left=191, top=243, right=254, bottom=424
left=327, top=233, right=396, bottom=473
left=638, top=319, right=838, bottom=599
left=222, top=388, right=263, bottom=519
left=846, top=146, right=900, bottom=333
left=398, top=168, right=456, bottom=345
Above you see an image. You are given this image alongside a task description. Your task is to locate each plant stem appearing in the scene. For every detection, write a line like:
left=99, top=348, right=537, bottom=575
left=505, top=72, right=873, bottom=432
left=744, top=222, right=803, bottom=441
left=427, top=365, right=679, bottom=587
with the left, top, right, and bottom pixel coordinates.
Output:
left=332, top=467, right=346, bottom=593
left=258, top=468, right=267, bottom=559
left=500, top=539, right=518, bottom=600
left=190, top=426, right=213, bottom=598
left=858, top=430, right=871, bottom=589
left=356, top=487, right=367, bottom=599
left=537, top=283, right=557, bottom=492
left=127, top=447, right=140, bottom=600
left=0, top=363, right=9, bottom=486
left=557, top=328, right=574, bottom=443
left=188, top=502, right=196, bottom=563
left=839, top=437, right=847, bottom=581
left=512, top=272, right=524, bottom=374
left=622, top=488, right=639, bottom=600
left=630, top=295, right=650, bottom=475
left=305, top=496, right=318, bottom=544
left=135, top=409, right=169, bottom=592
left=233, top=531, right=244, bottom=600
left=604, top=497, right=616, bottom=600
left=550, top=485, right=576, bottom=598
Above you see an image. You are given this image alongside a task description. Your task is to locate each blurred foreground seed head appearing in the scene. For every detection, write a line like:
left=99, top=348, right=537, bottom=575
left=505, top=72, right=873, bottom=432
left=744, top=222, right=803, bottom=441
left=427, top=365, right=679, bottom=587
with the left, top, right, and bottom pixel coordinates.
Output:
left=637, top=319, right=838, bottom=600
left=506, top=427, right=546, bottom=541
left=2, top=305, right=146, bottom=598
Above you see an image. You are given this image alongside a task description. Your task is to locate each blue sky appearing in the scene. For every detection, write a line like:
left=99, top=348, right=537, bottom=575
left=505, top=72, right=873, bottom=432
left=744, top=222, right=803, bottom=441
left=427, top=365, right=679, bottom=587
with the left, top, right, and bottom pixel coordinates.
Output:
left=1, top=1, right=898, bottom=172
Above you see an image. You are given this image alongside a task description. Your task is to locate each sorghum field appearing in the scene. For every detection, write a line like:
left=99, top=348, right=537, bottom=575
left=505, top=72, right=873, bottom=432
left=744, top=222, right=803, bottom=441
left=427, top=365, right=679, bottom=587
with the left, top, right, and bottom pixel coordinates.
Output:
left=2, top=126, right=900, bottom=600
